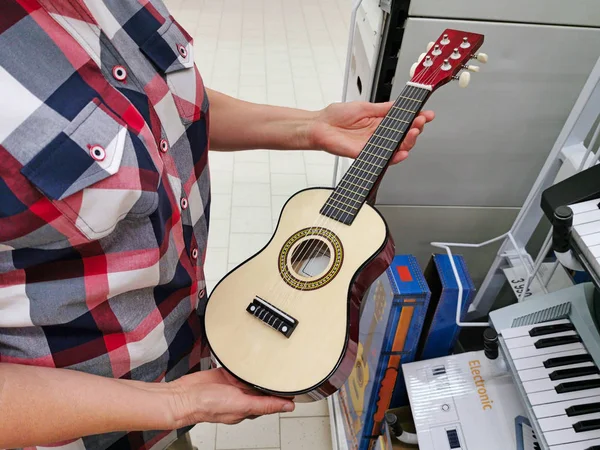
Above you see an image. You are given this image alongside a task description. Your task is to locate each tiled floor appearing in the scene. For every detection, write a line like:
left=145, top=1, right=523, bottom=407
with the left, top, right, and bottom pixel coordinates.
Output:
left=164, top=0, right=351, bottom=448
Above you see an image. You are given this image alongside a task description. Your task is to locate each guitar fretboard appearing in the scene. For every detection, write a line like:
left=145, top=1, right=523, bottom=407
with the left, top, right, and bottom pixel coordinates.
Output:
left=320, top=84, right=430, bottom=225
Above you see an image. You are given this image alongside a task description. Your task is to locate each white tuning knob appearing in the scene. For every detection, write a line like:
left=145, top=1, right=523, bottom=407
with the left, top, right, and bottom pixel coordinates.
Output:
left=427, top=41, right=435, bottom=51
left=458, top=71, right=471, bottom=88
left=409, top=62, right=418, bottom=77
left=475, top=53, right=488, bottom=63
left=466, top=65, right=480, bottom=72
left=418, top=52, right=426, bottom=63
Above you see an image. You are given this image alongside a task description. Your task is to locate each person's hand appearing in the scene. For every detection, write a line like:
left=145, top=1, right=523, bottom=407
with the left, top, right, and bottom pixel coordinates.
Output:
left=309, top=101, right=434, bottom=164
left=167, top=368, right=295, bottom=427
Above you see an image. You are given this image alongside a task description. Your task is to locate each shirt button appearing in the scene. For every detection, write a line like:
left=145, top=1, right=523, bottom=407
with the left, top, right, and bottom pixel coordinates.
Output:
left=89, top=144, right=106, bottom=161
left=180, top=197, right=188, bottom=210
left=198, top=288, right=205, bottom=298
left=159, top=139, right=169, bottom=153
left=112, top=65, right=127, bottom=82
left=191, top=248, right=198, bottom=260
left=177, top=44, right=188, bottom=59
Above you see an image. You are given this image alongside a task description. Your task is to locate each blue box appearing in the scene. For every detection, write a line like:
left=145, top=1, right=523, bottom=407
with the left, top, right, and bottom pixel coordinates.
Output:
left=417, top=253, right=476, bottom=361
left=339, top=255, right=431, bottom=450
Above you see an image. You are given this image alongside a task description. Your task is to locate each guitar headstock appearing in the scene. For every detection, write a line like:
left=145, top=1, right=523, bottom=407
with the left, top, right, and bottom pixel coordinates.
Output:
left=408, top=29, right=486, bottom=91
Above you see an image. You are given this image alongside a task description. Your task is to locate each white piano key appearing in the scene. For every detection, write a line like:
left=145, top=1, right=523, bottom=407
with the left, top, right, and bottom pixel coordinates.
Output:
left=590, top=244, right=600, bottom=258
left=573, top=208, right=600, bottom=227
left=540, top=412, right=600, bottom=433
left=581, top=233, right=600, bottom=249
left=506, top=330, right=579, bottom=350
left=500, top=319, right=571, bottom=339
left=575, top=221, right=600, bottom=237
left=529, top=387, right=600, bottom=406
left=514, top=350, right=590, bottom=371
left=510, top=342, right=585, bottom=360
left=546, top=426, right=600, bottom=446
left=518, top=362, right=596, bottom=382
left=569, top=199, right=600, bottom=215
left=551, top=437, right=600, bottom=449
left=534, top=395, right=600, bottom=419
left=524, top=374, right=600, bottom=394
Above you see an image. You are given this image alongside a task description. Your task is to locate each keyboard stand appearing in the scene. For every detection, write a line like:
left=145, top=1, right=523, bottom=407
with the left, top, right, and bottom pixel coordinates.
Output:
left=490, top=283, right=600, bottom=450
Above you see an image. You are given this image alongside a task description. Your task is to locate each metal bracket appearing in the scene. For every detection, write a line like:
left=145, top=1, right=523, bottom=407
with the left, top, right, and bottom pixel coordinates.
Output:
left=379, top=0, right=392, bottom=14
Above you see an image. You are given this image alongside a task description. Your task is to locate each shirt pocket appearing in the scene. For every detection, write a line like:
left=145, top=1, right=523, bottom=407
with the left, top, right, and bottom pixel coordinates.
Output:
left=140, top=17, right=209, bottom=124
left=20, top=99, right=160, bottom=242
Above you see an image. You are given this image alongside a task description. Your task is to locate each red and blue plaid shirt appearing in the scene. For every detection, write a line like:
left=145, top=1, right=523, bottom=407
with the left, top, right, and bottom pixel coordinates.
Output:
left=0, top=1, right=212, bottom=448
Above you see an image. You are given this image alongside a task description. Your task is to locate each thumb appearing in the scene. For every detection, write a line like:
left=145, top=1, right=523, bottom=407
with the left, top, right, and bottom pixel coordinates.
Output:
left=246, top=395, right=295, bottom=415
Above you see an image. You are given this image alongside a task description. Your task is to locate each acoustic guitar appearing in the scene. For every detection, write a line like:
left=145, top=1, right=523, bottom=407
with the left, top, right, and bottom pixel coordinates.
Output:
left=204, top=29, right=486, bottom=401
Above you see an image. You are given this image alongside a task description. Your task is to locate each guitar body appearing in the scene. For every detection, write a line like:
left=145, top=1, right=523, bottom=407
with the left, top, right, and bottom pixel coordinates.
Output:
left=205, top=188, right=395, bottom=401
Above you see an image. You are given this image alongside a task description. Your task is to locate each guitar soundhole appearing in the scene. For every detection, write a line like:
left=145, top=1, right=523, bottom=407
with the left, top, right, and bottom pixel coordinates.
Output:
left=279, top=227, right=343, bottom=291
left=290, top=239, right=332, bottom=279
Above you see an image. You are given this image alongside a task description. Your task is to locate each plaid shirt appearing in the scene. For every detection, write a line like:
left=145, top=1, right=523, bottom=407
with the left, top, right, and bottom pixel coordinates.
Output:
left=0, top=1, right=212, bottom=449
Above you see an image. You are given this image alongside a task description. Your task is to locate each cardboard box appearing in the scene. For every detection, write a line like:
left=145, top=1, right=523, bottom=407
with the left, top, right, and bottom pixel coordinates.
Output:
left=417, top=254, right=476, bottom=361
left=339, top=255, right=431, bottom=450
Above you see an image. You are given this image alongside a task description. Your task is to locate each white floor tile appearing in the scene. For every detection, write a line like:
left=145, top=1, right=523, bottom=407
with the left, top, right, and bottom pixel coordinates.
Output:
left=210, top=194, right=232, bottom=219
left=232, top=182, right=271, bottom=207
left=208, top=218, right=230, bottom=248
left=231, top=206, right=272, bottom=233
left=235, top=149, right=270, bottom=163
left=303, top=151, right=336, bottom=166
left=234, top=161, right=271, bottom=184
left=190, top=422, right=217, bottom=450
left=211, top=169, right=233, bottom=195
left=204, top=248, right=228, bottom=282
left=306, top=164, right=335, bottom=188
left=271, top=174, right=307, bottom=197
left=271, top=195, right=289, bottom=221
left=228, top=233, right=271, bottom=264
left=209, top=151, right=234, bottom=171
left=270, top=151, right=306, bottom=174
left=280, top=417, right=332, bottom=450
left=216, top=414, right=280, bottom=449
left=281, top=399, right=329, bottom=418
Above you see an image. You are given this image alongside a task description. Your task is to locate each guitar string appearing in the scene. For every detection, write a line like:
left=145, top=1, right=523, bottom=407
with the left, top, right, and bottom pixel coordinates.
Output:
left=271, top=49, right=447, bottom=312
left=269, top=43, right=452, bottom=315
left=284, top=46, right=450, bottom=291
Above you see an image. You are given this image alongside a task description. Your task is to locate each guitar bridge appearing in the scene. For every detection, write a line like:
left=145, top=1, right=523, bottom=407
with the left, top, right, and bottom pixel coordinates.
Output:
left=246, top=297, right=298, bottom=338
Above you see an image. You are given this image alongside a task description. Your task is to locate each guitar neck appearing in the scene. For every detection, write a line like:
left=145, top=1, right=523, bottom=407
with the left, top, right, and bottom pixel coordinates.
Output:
left=320, top=83, right=431, bottom=225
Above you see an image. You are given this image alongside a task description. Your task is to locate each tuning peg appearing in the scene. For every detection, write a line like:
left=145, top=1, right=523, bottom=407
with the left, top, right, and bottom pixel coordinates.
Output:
left=427, top=41, right=435, bottom=51
left=409, top=62, right=418, bottom=77
left=466, top=65, right=480, bottom=72
left=458, top=71, right=471, bottom=88
left=418, top=52, right=426, bottom=63
left=474, top=53, right=488, bottom=63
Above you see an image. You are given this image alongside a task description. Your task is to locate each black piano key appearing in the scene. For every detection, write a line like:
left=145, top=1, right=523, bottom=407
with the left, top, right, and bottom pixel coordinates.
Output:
left=533, top=443, right=540, bottom=450
left=530, top=322, right=575, bottom=337
left=574, top=418, right=600, bottom=432
left=556, top=379, right=600, bottom=394
left=550, top=366, right=600, bottom=381
left=535, top=334, right=582, bottom=349
left=545, top=353, right=594, bottom=368
left=566, top=402, right=600, bottom=417
left=585, top=446, right=600, bottom=450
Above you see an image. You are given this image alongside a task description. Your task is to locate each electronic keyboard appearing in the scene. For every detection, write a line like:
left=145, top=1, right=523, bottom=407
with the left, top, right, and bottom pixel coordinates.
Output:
left=490, top=283, right=600, bottom=450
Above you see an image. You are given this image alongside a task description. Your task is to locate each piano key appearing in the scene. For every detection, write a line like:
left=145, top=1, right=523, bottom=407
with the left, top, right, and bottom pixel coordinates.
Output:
left=540, top=412, right=600, bottom=433
left=519, top=363, right=596, bottom=382
left=530, top=322, right=576, bottom=337
left=589, top=244, right=600, bottom=258
left=573, top=209, right=600, bottom=227
left=506, top=330, right=579, bottom=350
left=568, top=403, right=600, bottom=417
left=550, top=438, right=600, bottom=449
left=528, top=386, right=600, bottom=406
left=524, top=374, right=600, bottom=394
left=545, top=353, right=594, bottom=369
left=569, top=199, right=600, bottom=215
left=557, top=379, right=600, bottom=394
left=501, top=319, right=572, bottom=339
left=574, top=419, right=600, bottom=433
left=535, top=334, right=582, bottom=349
left=546, top=426, right=600, bottom=445
left=510, top=342, right=585, bottom=360
left=576, top=221, right=600, bottom=237
left=514, top=349, right=591, bottom=371
left=582, top=234, right=600, bottom=249
left=534, top=396, right=600, bottom=418
left=551, top=366, right=600, bottom=381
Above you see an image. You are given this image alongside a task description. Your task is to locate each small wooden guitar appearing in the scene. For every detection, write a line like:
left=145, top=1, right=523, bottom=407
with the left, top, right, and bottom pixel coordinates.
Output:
left=204, top=29, right=486, bottom=401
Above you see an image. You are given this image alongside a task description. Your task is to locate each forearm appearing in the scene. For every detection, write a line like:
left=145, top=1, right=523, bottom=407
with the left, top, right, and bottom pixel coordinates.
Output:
left=206, top=88, right=318, bottom=151
left=0, top=363, right=173, bottom=448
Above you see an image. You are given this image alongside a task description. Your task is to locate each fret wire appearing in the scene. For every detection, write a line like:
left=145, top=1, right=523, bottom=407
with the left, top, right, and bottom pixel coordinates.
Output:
left=354, top=157, right=385, bottom=173
left=392, top=106, right=416, bottom=114
left=372, top=133, right=397, bottom=143
left=331, top=187, right=365, bottom=206
left=398, top=95, right=420, bottom=102
left=328, top=192, right=361, bottom=209
left=379, top=124, right=404, bottom=133
left=344, top=170, right=376, bottom=185
left=341, top=177, right=369, bottom=191
left=324, top=202, right=354, bottom=216
left=385, top=116, right=410, bottom=124
left=366, top=142, right=393, bottom=153
left=362, top=150, right=389, bottom=159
